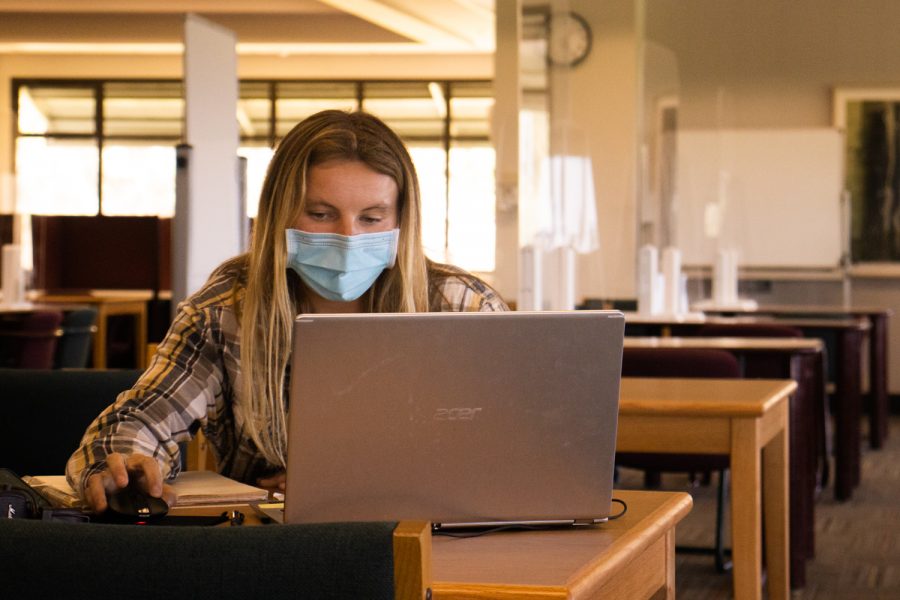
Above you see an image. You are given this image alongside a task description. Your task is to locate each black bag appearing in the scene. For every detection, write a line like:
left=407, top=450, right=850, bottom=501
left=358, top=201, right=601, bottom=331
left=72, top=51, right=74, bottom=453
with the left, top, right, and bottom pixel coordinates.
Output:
left=0, top=468, right=88, bottom=523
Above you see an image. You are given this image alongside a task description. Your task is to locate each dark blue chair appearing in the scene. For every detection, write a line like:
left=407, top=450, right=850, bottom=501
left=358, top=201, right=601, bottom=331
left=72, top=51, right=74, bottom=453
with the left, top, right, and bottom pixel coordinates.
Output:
left=0, top=368, right=142, bottom=476
left=0, top=518, right=431, bottom=600
left=53, top=307, right=98, bottom=369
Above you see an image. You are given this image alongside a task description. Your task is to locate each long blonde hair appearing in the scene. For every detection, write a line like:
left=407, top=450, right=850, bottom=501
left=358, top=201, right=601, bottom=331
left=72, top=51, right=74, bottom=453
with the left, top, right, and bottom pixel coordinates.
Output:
left=238, top=110, right=431, bottom=467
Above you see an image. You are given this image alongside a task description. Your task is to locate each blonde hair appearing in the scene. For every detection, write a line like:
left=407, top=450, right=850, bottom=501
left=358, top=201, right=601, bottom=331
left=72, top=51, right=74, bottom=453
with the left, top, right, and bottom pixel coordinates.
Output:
left=237, top=110, right=431, bottom=467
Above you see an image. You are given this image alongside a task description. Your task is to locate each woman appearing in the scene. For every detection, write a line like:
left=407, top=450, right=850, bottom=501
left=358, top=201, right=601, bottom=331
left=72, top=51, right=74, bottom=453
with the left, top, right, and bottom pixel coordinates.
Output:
left=66, top=110, right=507, bottom=512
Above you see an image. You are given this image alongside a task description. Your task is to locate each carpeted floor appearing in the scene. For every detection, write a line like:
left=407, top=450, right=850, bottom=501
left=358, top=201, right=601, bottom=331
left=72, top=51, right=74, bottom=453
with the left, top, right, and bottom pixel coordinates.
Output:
left=615, top=415, right=900, bottom=599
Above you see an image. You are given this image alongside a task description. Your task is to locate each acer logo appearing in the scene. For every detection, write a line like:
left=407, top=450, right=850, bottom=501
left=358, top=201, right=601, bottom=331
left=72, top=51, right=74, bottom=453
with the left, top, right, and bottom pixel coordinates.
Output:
left=434, top=407, right=483, bottom=421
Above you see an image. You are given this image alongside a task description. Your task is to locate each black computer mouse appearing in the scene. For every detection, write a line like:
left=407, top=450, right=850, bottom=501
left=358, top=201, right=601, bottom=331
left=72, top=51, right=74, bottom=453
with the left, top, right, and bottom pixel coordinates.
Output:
left=104, top=486, right=169, bottom=523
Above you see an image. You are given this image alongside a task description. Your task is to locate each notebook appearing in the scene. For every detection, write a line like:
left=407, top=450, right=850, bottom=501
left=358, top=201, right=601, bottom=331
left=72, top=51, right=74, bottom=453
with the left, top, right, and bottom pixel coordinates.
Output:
left=25, top=472, right=269, bottom=509
left=283, top=310, right=624, bottom=529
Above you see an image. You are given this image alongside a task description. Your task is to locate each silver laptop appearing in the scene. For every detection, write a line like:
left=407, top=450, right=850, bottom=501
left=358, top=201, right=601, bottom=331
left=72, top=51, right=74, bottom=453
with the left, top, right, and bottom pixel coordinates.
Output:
left=283, top=310, right=624, bottom=529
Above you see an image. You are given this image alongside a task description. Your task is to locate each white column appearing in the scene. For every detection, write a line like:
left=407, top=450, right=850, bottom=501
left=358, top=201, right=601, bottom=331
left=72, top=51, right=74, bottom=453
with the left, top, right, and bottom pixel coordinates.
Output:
left=518, top=244, right=542, bottom=311
left=173, top=14, right=241, bottom=309
left=637, top=244, right=659, bottom=314
left=661, top=246, right=681, bottom=314
left=1, top=244, right=25, bottom=305
left=493, top=0, right=521, bottom=306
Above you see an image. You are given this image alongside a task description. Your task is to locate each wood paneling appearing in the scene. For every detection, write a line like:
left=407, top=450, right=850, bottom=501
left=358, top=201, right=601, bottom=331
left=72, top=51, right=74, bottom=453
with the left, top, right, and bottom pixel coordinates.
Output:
left=31, top=215, right=169, bottom=291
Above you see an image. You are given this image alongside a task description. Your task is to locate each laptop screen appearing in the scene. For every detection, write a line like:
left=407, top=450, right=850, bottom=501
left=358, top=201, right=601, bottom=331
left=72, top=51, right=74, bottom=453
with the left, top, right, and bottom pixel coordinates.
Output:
left=283, top=310, right=624, bottom=527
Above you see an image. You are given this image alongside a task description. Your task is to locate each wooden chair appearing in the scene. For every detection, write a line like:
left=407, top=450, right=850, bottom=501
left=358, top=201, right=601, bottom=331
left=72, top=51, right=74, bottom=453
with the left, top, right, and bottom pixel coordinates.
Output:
left=617, top=346, right=740, bottom=572
left=0, top=518, right=432, bottom=600
left=695, top=322, right=805, bottom=378
left=0, top=368, right=142, bottom=476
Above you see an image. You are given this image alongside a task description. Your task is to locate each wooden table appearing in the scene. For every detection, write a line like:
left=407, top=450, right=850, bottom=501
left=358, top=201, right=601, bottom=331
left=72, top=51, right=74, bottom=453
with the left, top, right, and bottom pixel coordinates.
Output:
left=698, top=304, right=892, bottom=450
left=431, top=490, right=691, bottom=600
left=31, top=290, right=150, bottom=369
left=175, top=490, right=691, bottom=600
left=624, top=337, right=824, bottom=589
left=625, top=313, right=867, bottom=502
left=617, top=377, right=795, bottom=600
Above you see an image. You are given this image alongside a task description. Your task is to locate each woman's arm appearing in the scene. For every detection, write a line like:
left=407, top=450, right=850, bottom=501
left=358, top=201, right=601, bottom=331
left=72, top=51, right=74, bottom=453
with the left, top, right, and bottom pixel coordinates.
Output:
left=65, top=293, right=225, bottom=504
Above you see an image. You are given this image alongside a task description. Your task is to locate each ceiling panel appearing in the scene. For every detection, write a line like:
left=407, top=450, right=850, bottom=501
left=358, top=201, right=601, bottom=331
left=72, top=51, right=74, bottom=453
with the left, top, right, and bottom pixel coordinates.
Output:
left=0, top=12, right=410, bottom=44
left=0, top=1, right=495, bottom=54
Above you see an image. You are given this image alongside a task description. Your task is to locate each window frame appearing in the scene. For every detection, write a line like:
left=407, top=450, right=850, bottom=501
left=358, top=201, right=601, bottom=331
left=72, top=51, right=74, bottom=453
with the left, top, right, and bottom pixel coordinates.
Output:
left=11, top=77, right=494, bottom=271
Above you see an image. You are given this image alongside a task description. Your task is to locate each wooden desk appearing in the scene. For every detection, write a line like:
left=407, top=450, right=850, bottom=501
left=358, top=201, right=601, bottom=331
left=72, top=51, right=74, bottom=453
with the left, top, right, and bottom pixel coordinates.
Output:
left=699, top=304, right=892, bottom=450
left=0, top=303, right=39, bottom=313
left=32, top=290, right=150, bottom=369
left=617, top=377, right=794, bottom=600
left=430, top=490, right=691, bottom=600
left=175, top=490, right=691, bottom=600
left=624, top=337, right=824, bottom=589
left=625, top=313, right=867, bottom=501
left=0, top=302, right=85, bottom=315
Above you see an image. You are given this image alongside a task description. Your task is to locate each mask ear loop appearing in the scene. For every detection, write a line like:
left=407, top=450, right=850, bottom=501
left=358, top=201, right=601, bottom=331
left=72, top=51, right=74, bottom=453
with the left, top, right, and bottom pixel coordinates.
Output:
left=386, top=228, right=401, bottom=268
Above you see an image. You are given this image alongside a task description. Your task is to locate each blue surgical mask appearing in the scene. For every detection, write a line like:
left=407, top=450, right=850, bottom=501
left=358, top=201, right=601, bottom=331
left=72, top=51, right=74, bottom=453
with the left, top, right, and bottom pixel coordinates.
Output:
left=285, top=228, right=400, bottom=302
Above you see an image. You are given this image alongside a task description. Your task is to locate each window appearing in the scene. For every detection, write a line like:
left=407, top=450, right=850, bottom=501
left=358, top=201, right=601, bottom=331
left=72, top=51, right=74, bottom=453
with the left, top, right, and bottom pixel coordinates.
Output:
left=12, top=78, right=495, bottom=273
left=101, top=143, right=177, bottom=217
left=15, top=81, right=182, bottom=217
left=16, top=84, right=98, bottom=215
left=449, top=82, right=495, bottom=271
left=835, top=89, right=900, bottom=264
left=16, top=136, right=99, bottom=215
left=363, top=82, right=448, bottom=264
left=275, top=82, right=357, bottom=137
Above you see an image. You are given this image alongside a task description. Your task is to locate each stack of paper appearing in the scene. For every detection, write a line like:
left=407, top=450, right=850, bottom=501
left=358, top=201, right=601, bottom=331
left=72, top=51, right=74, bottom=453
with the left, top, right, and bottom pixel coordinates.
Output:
left=22, top=475, right=83, bottom=508
left=166, top=470, right=269, bottom=505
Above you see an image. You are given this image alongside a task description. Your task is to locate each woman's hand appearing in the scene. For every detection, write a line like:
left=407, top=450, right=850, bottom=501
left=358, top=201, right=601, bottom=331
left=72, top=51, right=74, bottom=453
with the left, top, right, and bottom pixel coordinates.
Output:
left=256, top=471, right=286, bottom=495
left=84, top=452, right=177, bottom=513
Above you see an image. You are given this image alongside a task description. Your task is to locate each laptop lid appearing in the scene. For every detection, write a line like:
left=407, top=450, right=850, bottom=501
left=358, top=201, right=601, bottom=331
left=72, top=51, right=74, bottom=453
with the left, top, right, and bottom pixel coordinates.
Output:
left=283, top=310, right=624, bottom=528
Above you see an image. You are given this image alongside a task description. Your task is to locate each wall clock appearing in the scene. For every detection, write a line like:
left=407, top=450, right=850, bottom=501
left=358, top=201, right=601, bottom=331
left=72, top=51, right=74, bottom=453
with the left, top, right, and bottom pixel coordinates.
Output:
left=547, top=11, right=593, bottom=68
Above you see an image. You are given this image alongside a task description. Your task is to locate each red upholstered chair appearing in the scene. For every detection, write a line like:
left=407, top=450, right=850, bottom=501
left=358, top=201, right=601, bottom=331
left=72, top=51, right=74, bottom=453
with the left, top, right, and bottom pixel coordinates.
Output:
left=696, top=323, right=803, bottom=338
left=0, top=310, right=64, bottom=369
left=695, top=323, right=804, bottom=380
left=617, top=347, right=740, bottom=572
